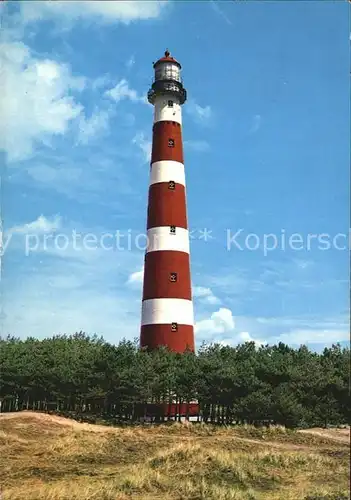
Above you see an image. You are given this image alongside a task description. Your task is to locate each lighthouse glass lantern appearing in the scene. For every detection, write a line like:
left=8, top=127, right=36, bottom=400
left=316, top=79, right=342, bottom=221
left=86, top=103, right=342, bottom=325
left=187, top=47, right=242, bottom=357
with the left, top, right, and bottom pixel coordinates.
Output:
left=148, top=50, right=187, bottom=105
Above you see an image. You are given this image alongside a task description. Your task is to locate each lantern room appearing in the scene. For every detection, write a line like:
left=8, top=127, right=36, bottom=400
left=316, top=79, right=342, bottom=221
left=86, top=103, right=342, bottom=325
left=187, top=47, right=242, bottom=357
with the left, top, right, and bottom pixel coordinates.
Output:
left=154, top=50, right=181, bottom=82
left=148, top=50, right=187, bottom=105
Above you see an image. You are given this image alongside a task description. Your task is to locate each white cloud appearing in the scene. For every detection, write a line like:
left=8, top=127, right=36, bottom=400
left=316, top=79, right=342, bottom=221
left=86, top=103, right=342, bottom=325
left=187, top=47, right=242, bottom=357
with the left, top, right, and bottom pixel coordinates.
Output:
left=218, top=332, right=263, bottom=348
left=0, top=41, right=85, bottom=161
left=193, top=286, right=211, bottom=297
left=250, top=114, right=261, bottom=134
left=132, top=132, right=152, bottom=163
left=207, top=271, right=251, bottom=296
left=217, top=340, right=232, bottom=347
left=245, top=314, right=349, bottom=347
left=205, top=295, right=222, bottom=305
left=186, top=100, right=212, bottom=124
left=3, top=264, right=140, bottom=342
left=276, top=328, right=349, bottom=345
left=9, top=215, right=62, bottom=235
left=194, top=307, right=266, bottom=347
left=91, top=74, right=112, bottom=91
left=105, top=79, right=146, bottom=104
left=195, top=307, right=235, bottom=335
left=193, top=286, right=221, bottom=305
left=127, top=267, right=144, bottom=286
left=26, top=163, right=83, bottom=193
left=77, top=109, right=111, bottom=145
left=19, top=1, right=169, bottom=26
left=24, top=151, right=138, bottom=210
left=238, top=331, right=264, bottom=346
left=3, top=221, right=143, bottom=341
left=293, top=258, right=314, bottom=270
left=256, top=316, right=349, bottom=330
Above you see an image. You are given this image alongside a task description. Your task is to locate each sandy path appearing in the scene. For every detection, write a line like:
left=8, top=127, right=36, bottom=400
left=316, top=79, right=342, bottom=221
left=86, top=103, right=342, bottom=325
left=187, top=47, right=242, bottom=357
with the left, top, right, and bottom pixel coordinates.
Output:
left=298, top=428, right=350, bottom=444
left=0, top=411, right=118, bottom=433
left=2, top=412, right=349, bottom=444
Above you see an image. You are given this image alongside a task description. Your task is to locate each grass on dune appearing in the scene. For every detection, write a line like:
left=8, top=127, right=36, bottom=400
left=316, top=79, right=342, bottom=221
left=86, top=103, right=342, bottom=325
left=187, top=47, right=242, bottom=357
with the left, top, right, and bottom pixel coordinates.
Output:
left=0, top=412, right=349, bottom=500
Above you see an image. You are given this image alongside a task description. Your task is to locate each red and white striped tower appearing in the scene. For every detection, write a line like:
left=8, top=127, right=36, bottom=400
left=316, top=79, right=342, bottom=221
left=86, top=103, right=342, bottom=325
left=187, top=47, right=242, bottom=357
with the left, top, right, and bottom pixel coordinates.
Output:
left=140, top=50, right=195, bottom=354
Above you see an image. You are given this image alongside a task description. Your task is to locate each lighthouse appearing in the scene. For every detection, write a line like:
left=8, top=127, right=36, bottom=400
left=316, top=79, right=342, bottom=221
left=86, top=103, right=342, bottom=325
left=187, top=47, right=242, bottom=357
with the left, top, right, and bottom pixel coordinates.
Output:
left=140, top=50, right=195, bottom=354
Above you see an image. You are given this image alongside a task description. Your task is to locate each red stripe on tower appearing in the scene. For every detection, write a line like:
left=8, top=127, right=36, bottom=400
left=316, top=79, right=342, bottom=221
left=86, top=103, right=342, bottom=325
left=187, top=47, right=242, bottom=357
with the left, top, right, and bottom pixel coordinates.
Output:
left=140, top=50, right=195, bottom=354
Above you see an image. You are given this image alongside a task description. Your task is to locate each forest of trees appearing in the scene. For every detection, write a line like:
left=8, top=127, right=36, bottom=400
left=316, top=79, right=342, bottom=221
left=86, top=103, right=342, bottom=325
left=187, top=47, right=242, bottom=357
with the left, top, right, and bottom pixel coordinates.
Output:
left=0, top=333, right=349, bottom=429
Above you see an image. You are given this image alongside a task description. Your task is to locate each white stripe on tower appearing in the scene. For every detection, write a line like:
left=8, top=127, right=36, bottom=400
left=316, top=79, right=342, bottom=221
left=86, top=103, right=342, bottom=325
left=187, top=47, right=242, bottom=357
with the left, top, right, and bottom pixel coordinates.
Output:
left=150, top=160, right=185, bottom=187
left=140, top=50, right=194, bottom=354
left=153, top=95, right=182, bottom=125
left=146, top=227, right=190, bottom=253
left=141, top=298, right=194, bottom=326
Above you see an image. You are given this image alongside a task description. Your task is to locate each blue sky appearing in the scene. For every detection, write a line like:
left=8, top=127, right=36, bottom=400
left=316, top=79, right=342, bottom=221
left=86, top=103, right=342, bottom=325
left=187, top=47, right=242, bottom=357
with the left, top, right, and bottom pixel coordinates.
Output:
left=1, top=1, right=349, bottom=350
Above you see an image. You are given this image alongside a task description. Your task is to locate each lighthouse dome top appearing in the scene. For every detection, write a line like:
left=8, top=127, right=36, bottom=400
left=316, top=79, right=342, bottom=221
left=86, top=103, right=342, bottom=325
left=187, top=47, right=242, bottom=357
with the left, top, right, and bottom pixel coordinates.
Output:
left=148, top=49, right=186, bottom=105
left=153, top=50, right=181, bottom=69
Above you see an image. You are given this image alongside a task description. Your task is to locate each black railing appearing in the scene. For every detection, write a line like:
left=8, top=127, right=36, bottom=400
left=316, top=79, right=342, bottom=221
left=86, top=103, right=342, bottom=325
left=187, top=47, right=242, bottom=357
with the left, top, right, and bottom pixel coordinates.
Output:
left=151, top=74, right=184, bottom=85
left=148, top=79, right=187, bottom=105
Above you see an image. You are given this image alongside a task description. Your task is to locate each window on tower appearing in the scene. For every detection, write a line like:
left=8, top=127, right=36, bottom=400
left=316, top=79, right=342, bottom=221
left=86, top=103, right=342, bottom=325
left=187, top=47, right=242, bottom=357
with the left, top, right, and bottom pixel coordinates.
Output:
left=170, top=225, right=176, bottom=234
left=168, top=180, right=175, bottom=190
left=168, top=100, right=173, bottom=107
left=168, top=138, right=175, bottom=147
left=171, top=322, right=178, bottom=332
left=170, top=272, right=177, bottom=282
